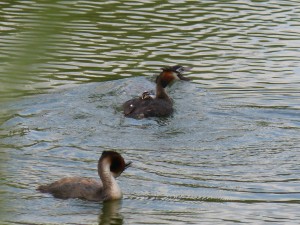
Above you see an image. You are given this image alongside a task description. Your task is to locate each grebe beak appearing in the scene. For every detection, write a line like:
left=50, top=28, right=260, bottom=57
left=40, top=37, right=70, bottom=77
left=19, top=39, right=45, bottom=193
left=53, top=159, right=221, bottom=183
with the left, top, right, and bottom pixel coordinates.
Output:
left=177, top=73, right=191, bottom=81
left=174, top=66, right=193, bottom=74
left=176, top=67, right=193, bottom=81
left=125, top=161, right=132, bottom=169
left=181, top=66, right=193, bottom=72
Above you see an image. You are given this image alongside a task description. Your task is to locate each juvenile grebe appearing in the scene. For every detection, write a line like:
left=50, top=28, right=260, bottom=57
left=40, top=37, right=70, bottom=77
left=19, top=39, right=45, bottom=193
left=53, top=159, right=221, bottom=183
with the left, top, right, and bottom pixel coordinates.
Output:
left=123, top=65, right=192, bottom=119
left=37, top=151, right=131, bottom=201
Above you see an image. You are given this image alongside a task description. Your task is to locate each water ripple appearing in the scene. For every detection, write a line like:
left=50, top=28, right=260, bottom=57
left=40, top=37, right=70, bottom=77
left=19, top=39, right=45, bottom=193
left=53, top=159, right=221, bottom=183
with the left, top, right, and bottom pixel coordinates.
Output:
left=1, top=0, right=300, bottom=224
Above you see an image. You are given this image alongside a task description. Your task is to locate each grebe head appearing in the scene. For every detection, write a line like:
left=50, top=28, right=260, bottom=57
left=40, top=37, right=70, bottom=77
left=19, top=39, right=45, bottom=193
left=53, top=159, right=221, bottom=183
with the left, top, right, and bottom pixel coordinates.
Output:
left=156, top=67, right=179, bottom=88
left=171, top=65, right=193, bottom=81
left=156, top=65, right=193, bottom=87
left=99, top=151, right=131, bottom=178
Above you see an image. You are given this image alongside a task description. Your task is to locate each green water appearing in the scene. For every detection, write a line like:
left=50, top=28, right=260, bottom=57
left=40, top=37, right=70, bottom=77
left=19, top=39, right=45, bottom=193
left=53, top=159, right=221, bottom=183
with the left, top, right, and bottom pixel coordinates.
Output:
left=1, top=1, right=300, bottom=224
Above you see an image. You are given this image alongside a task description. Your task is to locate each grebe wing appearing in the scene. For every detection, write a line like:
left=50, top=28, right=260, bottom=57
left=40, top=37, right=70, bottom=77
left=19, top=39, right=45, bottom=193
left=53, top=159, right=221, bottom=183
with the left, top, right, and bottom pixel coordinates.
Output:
left=37, top=177, right=102, bottom=200
left=123, top=98, right=139, bottom=116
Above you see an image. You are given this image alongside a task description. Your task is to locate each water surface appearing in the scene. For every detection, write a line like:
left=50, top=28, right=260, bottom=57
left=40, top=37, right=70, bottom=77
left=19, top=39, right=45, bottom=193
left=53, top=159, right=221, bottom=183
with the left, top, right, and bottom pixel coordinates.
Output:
left=1, top=0, right=300, bottom=224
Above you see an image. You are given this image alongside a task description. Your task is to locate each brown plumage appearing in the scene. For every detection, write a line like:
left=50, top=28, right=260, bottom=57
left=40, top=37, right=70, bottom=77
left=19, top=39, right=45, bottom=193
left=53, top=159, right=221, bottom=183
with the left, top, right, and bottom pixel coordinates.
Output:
left=37, top=151, right=131, bottom=201
left=123, top=65, right=192, bottom=119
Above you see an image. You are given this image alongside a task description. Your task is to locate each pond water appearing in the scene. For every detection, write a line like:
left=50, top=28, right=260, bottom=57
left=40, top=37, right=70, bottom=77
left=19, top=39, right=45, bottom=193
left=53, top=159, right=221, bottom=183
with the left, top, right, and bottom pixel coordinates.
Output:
left=1, top=1, right=300, bottom=224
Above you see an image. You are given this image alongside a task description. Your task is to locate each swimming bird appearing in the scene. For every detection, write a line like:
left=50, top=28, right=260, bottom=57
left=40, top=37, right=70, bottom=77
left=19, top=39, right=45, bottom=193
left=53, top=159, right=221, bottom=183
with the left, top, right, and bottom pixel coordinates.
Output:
left=123, top=65, right=192, bottom=119
left=37, top=151, right=131, bottom=201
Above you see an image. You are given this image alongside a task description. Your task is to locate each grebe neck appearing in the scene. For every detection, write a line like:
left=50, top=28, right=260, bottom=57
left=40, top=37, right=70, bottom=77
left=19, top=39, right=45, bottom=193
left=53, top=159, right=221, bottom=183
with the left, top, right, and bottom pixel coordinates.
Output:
left=98, top=158, right=121, bottom=200
left=155, top=74, right=172, bottom=102
left=156, top=84, right=171, bottom=101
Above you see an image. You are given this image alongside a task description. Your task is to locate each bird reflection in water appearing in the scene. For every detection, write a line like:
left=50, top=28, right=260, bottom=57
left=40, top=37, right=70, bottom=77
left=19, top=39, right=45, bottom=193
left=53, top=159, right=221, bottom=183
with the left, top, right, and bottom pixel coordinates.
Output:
left=98, top=200, right=123, bottom=225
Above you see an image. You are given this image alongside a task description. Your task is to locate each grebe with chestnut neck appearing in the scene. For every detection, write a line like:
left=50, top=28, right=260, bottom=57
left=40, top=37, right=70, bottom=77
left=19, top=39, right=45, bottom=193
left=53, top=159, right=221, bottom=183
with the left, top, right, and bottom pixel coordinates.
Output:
left=37, top=151, right=131, bottom=201
left=123, top=65, right=192, bottom=119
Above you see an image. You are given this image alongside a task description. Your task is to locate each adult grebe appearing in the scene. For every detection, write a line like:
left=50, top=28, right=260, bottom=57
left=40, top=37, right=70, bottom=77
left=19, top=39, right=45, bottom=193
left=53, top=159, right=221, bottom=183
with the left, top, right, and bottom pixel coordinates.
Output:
left=37, top=151, right=131, bottom=201
left=123, top=65, right=192, bottom=119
